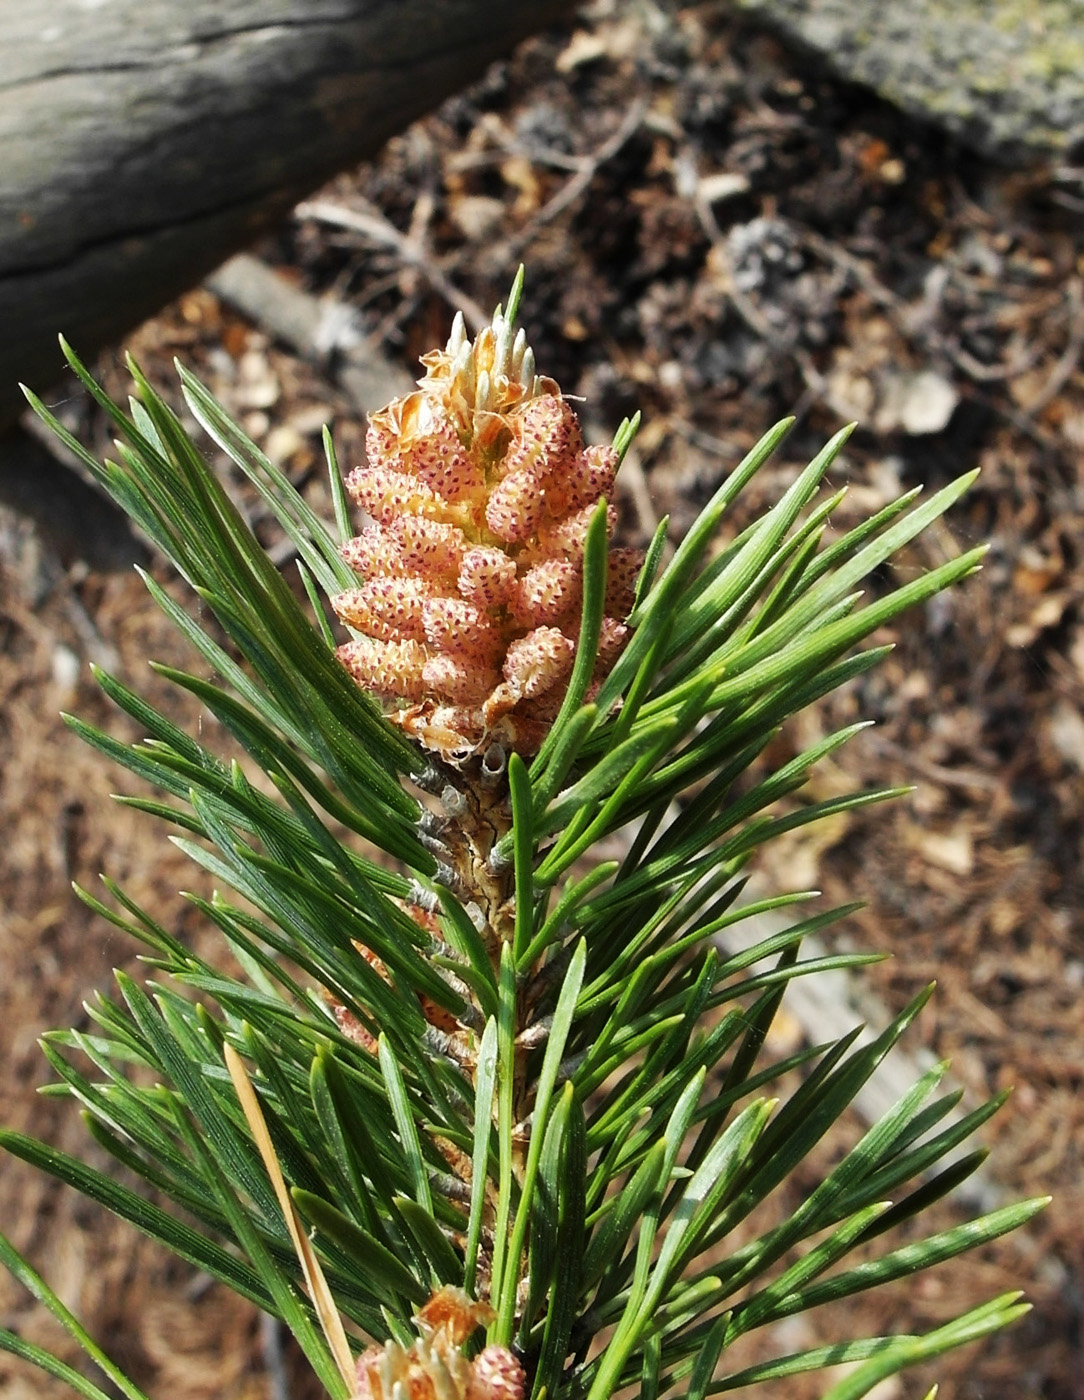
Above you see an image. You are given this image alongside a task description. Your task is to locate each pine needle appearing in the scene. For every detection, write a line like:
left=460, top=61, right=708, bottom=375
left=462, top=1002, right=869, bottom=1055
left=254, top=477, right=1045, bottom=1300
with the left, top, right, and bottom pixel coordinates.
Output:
left=224, top=1041, right=356, bottom=1392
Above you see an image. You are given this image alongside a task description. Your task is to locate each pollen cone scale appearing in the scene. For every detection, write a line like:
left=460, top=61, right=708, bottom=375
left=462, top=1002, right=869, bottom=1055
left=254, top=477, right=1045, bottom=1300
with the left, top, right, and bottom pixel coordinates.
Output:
left=334, top=297, right=640, bottom=760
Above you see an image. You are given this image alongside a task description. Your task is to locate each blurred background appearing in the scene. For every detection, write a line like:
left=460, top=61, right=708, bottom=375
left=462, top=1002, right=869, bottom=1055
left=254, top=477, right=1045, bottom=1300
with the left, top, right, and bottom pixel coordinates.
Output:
left=1, top=2, right=1081, bottom=1397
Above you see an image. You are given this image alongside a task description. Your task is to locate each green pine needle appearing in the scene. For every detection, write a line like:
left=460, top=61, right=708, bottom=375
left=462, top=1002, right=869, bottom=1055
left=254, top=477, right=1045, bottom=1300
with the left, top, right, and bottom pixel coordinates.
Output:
left=0, top=325, right=1042, bottom=1400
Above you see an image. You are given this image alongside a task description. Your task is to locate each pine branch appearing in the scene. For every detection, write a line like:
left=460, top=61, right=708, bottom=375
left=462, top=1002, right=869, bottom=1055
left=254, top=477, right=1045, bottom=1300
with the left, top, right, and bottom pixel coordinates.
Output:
left=0, top=283, right=1045, bottom=1400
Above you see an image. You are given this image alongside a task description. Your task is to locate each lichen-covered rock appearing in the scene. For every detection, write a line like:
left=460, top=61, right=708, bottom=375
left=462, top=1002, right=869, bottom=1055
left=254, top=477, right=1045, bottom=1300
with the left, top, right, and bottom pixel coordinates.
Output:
left=735, top=0, right=1084, bottom=163
left=335, top=295, right=639, bottom=760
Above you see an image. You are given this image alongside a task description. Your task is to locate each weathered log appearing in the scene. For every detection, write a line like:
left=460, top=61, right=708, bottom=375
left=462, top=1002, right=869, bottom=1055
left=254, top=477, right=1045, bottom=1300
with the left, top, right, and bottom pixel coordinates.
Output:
left=0, top=0, right=575, bottom=430
left=0, top=423, right=150, bottom=569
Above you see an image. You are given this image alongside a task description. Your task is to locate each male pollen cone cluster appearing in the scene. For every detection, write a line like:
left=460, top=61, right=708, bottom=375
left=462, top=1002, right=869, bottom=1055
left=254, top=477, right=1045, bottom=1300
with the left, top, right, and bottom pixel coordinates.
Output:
left=333, top=298, right=640, bottom=760
left=352, top=1287, right=524, bottom=1400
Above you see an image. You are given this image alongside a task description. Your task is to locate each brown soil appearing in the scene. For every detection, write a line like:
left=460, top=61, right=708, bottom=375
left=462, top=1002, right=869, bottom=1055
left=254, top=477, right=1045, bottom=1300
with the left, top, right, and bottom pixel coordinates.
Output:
left=2, top=4, right=1081, bottom=1398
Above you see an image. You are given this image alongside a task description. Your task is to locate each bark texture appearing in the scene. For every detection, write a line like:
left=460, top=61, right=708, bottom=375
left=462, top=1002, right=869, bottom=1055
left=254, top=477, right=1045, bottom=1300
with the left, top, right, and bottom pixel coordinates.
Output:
left=0, top=0, right=574, bottom=428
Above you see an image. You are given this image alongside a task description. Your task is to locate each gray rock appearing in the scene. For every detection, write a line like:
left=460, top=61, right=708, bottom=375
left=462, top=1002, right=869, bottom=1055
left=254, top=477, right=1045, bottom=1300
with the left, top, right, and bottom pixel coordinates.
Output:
left=735, top=0, right=1084, bottom=163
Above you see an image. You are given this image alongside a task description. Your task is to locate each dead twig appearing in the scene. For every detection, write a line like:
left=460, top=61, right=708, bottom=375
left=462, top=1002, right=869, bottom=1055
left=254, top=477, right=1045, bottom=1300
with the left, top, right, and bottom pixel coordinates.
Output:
left=295, top=197, right=489, bottom=331
left=506, top=99, right=648, bottom=256
left=1020, top=277, right=1084, bottom=418
left=866, top=734, right=1002, bottom=795
left=670, top=419, right=750, bottom=461
left=801, top=228, right=1047, bottom=384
